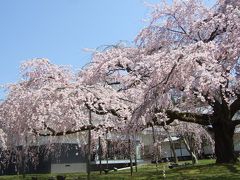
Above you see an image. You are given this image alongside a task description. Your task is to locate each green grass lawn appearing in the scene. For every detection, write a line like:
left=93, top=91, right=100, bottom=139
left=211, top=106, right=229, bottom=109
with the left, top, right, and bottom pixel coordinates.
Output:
left=0, top=159, right=240, bottom=179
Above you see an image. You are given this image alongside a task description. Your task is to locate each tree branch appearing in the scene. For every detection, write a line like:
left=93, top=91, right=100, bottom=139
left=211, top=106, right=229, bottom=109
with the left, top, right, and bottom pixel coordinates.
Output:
left=233, top=120, right=240, bottom=127
left=230, top=96, right=240, bottom=118
left=165, top=110, right=212, bottom=126
left=203, top=26, right=226, bottom=43
left=152, top=117, right=175, bottom=126
left=148, top=54, right=183, bottom=92
left=84, top=102, right=126, bottom=119
left=33, top=125, right=97, bottom=136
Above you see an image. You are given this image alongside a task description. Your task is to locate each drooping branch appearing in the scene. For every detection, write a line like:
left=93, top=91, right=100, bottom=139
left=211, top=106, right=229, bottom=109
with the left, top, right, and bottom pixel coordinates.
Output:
left=33, top=125, right=97, bottom=137
left=148, top=54, right=183, bottom=93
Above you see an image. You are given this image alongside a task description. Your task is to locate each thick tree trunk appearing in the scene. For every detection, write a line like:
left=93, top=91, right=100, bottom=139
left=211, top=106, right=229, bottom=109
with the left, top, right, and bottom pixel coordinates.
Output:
left=213, top=121, right=238, bottom=163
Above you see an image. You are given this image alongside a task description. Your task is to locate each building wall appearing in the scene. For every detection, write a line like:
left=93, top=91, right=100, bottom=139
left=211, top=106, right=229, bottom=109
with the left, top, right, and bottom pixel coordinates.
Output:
left=161, top=141, right=191, bottom=158
left=234, top=133, right=240, bottom=151
left=203, top=145, right=214, bottom=155
left=143, top=133, right=240, bottom=160
left=141, top=134, right=153, bottom=146
left=51, top=163, right=87, bottom=173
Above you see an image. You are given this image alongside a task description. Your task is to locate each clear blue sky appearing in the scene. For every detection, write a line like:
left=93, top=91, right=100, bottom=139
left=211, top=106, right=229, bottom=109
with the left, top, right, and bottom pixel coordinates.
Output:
left=0, top=0, right=157, bottom=85
left=0, top=0, right=215, bottom=98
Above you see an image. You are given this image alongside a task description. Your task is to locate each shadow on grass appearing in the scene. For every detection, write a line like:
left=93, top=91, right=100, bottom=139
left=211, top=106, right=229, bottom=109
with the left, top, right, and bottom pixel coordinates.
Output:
left=92, top=162, right=240, bottom=180
left=165, top=162, right=240, bottom=180
left=1, top=161, right=240, bottom=180
left=225, top=164, right=239, bottom=173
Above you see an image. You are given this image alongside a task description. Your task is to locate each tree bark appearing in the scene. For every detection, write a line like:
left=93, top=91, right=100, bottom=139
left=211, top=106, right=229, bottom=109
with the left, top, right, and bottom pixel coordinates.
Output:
left=213, top=120, right=238, bottom=163
left=134, top=135, right=138, bottom=172
left=182, top=137, right=198, bottom=165
left=106, top=140, right=109, bottom=169
left=164, top=127, right=178, bottom=163
left=155, top=104, right=240, bottom=164
left=168, top=136, right=178, bottom=163
left=98, top=136, right=102, bottom=175
left=21, top=148, right=26, bottom=179
left=151, top=126, right=159, bottom=168
left=128, top=138, right=133, bottom=176
left=87, top=110, right=92, bottom=180
left=134, top=151, right=138, bottom=172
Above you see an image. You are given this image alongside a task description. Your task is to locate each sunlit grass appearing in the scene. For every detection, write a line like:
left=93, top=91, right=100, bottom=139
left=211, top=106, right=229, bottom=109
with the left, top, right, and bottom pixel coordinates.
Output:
left=0, top=159, right=240, bottom=179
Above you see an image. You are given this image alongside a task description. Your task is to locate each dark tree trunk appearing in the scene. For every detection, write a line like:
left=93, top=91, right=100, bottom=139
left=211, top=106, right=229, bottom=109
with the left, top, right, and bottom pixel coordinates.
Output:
left=87, top=111, right=92, bottom=180
left=213, top=120, right=238, bottom=163
left=98, top=136, right=102, bottom=175
left=128, top=138, right=133, bottom=176
left=134, top=136, right=138, bottom=172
